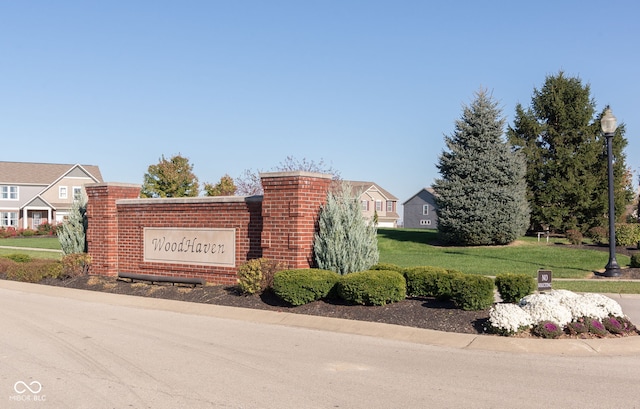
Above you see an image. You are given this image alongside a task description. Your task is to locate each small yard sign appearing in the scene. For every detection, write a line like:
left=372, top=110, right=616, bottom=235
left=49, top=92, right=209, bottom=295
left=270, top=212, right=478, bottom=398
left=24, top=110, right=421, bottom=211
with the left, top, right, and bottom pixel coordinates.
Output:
left=537, top=269, right=552, bottom=291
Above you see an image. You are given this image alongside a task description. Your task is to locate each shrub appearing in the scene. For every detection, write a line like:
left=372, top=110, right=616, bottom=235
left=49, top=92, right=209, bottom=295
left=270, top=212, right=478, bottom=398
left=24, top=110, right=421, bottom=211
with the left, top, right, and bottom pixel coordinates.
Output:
left=532, top=320, right=564, bottom=339
left=6, top=259, right=63, bottom=283
left=403, top=266, right=448, bottom=298
left=58, top=195, right=88, bottom=255
left=450, top=275, right=494, bottom=311
left=615, top=223, right=640, bottom=247
left=314, top=182, right=379, bottom=275
left=631, top=253, right=640, bottom=268
left=272, top=269, right=341, bottom=306
left=61, top=253, right=92, bottom=278
left=565, top=229, right=583, bottom=245
left=20, top=228, right=36, bottom=237
left=237, top=258, right=286, bottom=295
left=0, top=227, right=18, bottom=238
left=494, top=273, right=535, bottom=304
left=587, top=226, right=608, bottom=245
left=337, top=270, right=406, bottom=306
left=0, top=258, right=18, bottom=274
left=3, top=253, right=33, bottom=263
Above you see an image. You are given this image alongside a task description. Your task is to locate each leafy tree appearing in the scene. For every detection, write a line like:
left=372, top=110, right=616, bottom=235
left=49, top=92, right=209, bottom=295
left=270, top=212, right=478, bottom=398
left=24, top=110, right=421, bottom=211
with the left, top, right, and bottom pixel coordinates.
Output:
left=507, top=72, right=633, bottom=233
left=235, top=156, right=340, bottom=196
left=204, top=174, right=237, bottom=196
left=433, top=89, right=529, bottom=245
left=314, top=182, right=379, bottom=274
left=58, top=195, right=88, bottom=255
left=141, top=154, right=200, bottom=198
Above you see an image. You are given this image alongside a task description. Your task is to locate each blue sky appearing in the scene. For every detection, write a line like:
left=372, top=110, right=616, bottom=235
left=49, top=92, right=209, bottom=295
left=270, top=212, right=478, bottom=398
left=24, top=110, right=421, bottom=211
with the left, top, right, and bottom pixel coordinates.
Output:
left=2, top=1, right=639, bottom=215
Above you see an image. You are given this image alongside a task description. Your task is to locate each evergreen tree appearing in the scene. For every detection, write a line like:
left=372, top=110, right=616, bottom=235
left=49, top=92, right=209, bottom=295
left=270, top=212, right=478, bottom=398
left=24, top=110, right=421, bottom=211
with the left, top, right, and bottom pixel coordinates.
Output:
left=507, top=72, right=633, bottom=232
left=204, top=174, right=237, bottom=196
left=141, top=154, right=200, bottom=198
left=433, top=89, right=529, bottom=245
left=314, top=182, right=379, bottom=274
left=58, top=195, right=88, bottom=255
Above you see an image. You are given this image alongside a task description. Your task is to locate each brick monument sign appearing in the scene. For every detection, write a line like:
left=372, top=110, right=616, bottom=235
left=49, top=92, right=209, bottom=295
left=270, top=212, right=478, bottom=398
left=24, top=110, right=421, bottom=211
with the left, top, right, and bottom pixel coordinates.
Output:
left=85, top=171, right=332, bottom=285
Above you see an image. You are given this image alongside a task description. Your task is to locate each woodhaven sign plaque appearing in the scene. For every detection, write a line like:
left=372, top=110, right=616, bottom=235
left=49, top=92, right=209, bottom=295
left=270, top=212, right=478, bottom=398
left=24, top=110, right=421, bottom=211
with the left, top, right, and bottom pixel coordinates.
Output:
left=144, top=228, right=236, bottom=267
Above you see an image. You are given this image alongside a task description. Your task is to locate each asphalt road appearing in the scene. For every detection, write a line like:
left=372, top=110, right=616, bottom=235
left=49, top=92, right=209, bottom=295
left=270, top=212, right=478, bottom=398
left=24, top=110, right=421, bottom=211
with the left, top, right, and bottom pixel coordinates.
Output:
left=1, top=282, right=640, bottom=409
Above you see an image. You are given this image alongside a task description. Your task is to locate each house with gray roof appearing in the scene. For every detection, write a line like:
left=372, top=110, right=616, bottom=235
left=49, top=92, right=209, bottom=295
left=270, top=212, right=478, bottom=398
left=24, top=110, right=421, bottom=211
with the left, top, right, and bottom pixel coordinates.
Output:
left=403, top=187, right=438, bottom=229
left=0, top=161, right=103, bottom=230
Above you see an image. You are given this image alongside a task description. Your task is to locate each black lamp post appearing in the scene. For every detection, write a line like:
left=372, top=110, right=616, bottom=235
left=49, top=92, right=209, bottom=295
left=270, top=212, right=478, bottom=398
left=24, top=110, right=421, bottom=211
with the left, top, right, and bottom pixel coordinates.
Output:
left=601, top=107, right=621, bottom=277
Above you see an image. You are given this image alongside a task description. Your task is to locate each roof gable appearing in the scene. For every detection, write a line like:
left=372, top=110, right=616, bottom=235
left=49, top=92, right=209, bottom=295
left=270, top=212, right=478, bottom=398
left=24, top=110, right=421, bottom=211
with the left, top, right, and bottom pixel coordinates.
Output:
left=343, top=180, right=398, bottom=201
left=0, top=161, right=103, bottom=185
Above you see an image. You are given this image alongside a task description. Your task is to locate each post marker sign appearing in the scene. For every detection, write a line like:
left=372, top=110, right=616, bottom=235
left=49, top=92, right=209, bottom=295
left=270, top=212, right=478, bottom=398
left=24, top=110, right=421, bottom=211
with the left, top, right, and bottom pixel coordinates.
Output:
left=537, top=269, right=552, bottom=291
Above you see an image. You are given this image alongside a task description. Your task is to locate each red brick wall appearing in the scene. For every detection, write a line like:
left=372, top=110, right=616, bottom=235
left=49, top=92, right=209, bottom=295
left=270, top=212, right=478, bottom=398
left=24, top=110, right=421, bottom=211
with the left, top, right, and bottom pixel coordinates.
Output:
left=85, top=172, right=332, bottom=285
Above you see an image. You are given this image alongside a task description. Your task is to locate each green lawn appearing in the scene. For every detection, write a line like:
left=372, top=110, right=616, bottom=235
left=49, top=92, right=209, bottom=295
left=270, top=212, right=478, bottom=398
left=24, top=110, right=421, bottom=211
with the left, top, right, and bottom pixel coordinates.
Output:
left=377, top=228, right=632, bottom=279
left=0, top=236, right=62, bottom=259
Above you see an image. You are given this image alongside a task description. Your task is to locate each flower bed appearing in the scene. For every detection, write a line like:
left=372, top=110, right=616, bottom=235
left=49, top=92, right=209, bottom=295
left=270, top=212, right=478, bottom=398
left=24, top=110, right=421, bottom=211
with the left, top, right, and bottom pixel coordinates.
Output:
left=489, top=290, right=638, bottom=338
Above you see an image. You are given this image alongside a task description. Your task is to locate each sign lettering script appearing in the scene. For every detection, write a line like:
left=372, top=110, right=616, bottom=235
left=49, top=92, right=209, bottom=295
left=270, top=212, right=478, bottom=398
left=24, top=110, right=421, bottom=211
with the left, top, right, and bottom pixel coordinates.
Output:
left=144, top=228, right=235, bottom=267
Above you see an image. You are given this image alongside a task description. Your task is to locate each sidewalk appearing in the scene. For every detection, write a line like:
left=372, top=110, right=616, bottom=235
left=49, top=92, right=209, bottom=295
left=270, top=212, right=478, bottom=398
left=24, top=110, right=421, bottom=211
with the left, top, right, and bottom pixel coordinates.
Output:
left=0, top=245, right=62, bottom=253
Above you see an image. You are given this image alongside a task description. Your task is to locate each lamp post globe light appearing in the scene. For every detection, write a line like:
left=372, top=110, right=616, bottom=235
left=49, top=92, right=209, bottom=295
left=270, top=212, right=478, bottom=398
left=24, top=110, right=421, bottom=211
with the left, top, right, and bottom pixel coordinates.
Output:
left=601, top=107, right=621, bottom=277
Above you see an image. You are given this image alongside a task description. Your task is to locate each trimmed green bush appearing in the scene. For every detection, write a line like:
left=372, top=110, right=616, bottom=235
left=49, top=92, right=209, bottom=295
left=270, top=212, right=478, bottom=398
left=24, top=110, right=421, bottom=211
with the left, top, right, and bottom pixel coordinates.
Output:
left=494, top=273, right=536, bottom=303
left=272, top=269, right=341, bottom=306
left=450, top=274, right=494, bottom=311
left=630, top=253, right=640, bottom=268
left=237, top=258, right=286, bottom=295
left=3, top=253, right=33, bottom=263
left=337, top=269, right=406, bottom=306
left=403, top=266, right=448, bottom=297
left=6, top=259, right=63, bottom=283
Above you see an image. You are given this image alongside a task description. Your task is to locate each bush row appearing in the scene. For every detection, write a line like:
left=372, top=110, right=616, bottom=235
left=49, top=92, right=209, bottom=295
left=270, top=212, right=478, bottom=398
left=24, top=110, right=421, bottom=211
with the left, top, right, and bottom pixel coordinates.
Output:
left=0, top=223, right=58, bottom=238
left=0, top=253, right=91, bottom=282
left=246, top=262, right=535, bottom=311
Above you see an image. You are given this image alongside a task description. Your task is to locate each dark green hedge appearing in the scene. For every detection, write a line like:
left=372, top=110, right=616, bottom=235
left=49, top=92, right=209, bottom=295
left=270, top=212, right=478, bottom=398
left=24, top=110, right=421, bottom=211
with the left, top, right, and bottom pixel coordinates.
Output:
left=494, top=273, right=535, bottom=303
left=337, top=269, right=406, bottom=306
left=272, top=269, right=341, bottom=306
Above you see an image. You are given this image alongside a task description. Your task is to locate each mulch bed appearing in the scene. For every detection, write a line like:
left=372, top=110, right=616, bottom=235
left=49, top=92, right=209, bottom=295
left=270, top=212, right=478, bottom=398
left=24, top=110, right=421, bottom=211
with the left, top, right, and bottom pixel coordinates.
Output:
left=37, top=265, right=640, bottom=338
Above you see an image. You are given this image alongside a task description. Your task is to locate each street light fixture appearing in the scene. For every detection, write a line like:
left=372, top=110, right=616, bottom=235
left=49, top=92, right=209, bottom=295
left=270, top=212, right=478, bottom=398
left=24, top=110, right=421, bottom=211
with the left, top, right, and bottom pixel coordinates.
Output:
left=601, top=107, right=621, bottom=277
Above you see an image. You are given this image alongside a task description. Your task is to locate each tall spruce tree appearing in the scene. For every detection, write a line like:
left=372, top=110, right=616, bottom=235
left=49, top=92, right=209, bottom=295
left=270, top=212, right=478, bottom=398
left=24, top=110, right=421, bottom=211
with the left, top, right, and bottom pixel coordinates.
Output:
left=141, top=154, right=200, bottom=198
left=433, top=89, right=529, bottom=245
left=507, top=72, right=633, bottom=233
left=314, top=182, right=379, bottom=274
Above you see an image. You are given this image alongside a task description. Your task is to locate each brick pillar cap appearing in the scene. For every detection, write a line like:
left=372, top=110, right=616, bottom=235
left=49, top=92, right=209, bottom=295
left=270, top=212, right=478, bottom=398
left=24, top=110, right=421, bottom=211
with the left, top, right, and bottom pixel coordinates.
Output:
left=259, top=171, right=332, bottom=179
left=86, top=182, right=142, bottom=188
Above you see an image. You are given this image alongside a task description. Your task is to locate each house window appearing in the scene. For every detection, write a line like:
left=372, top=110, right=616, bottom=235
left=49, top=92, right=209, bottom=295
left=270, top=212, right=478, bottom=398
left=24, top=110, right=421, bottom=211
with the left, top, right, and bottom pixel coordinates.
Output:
left=420, top=219, right=431, bottom=226
left=375, top=200, right=382, bottom=211
left=1, top=212, right=18, bottom=227
left=361, top=200, right=369, bottom=211
left=1, top=186, right=18, bottom=200
left=73, top=186, right=82, bottom=201
left=423, top=204, right=429, bottom=215
left=59, top=186, right=68, bottom=199
left=386, top=201, right=394, bottom=212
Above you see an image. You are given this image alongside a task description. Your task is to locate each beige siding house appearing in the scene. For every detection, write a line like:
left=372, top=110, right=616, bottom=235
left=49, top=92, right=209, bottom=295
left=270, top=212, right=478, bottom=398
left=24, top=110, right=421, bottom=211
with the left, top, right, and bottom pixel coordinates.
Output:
left=0, top=161, right=103, bottom=229
left=347, top=181, right=399, bottom=228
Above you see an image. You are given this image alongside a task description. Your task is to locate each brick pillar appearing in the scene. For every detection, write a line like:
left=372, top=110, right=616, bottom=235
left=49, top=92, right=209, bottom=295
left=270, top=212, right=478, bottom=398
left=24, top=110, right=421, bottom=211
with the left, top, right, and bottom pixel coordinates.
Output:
left=85, top=183, right=141, bottom=276
left=260, top=171, right=332, bottom=269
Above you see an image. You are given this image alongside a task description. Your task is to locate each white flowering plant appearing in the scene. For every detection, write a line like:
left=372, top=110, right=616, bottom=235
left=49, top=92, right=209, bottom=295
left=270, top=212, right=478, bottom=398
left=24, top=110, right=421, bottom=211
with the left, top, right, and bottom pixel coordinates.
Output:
left=488, top=290, right=634, bottom=337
